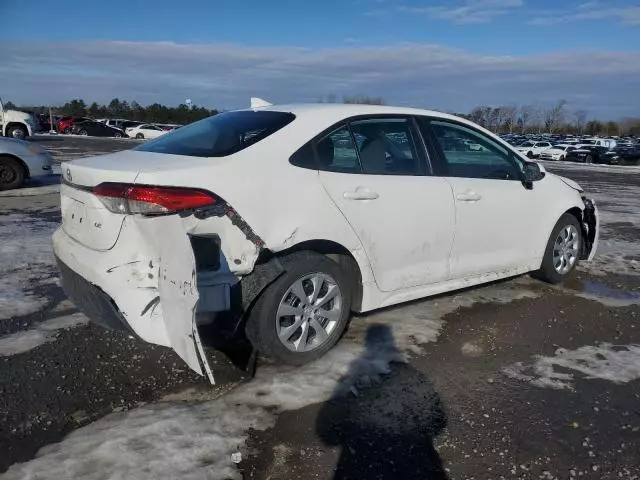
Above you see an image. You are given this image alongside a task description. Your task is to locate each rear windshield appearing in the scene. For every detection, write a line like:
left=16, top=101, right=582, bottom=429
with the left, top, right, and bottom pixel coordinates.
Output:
left=134, top=110, right=295, bottom=157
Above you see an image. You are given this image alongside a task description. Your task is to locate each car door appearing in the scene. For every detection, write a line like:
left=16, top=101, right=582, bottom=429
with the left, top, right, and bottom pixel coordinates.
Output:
left=419, top=117, right=543, bottom=280
left=310, top=116, right=456, bottom=292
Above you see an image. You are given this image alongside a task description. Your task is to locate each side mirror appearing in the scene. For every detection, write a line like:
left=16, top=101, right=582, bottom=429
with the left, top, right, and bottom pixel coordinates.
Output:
left=522, top=162, right=545, bottom=189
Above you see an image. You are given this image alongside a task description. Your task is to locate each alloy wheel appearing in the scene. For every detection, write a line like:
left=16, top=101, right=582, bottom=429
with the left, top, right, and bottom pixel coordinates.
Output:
left=553, top=225, right=579, bottom=274
left=275, top=273, right=343, bottom=353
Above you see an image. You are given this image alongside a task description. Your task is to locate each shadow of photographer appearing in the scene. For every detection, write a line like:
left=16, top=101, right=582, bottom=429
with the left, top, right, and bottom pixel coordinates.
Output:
left=316, top=324, right=449, bottom=480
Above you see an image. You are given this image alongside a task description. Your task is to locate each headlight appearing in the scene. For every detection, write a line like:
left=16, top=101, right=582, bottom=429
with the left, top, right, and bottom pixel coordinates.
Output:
left=27, top=144, right=45, bottom=154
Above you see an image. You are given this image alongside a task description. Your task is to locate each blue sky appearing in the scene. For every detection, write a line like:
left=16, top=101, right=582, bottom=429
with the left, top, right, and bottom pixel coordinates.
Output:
left=1, top=0, right=639, bottom=118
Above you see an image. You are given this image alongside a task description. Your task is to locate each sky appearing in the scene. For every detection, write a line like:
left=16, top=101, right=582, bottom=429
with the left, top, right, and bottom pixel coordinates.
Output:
left=1, top=0, right=639, bottom=119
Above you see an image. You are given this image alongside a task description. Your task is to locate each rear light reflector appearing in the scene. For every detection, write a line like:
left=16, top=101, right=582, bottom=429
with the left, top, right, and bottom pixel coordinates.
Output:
left=93, top=183, right=216, bottom=215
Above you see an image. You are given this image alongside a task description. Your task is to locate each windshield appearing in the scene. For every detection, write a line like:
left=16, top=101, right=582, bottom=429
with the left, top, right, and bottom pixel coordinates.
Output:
left=135, top=110, right=295, bottom=157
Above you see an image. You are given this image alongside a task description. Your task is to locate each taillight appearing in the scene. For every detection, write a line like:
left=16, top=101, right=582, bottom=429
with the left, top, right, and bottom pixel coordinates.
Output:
left=93, top=183, right=216, bottom=215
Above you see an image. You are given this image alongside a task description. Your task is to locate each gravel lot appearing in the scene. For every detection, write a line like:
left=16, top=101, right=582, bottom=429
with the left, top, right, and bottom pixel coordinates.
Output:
left=1, top=136, right=639, bottom=480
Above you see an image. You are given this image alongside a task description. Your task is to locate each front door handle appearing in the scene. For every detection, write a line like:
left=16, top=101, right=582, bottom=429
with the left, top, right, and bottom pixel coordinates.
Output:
left=343, top=188, right=379, bottom=200
left=456, top=190, right=482, bottom=202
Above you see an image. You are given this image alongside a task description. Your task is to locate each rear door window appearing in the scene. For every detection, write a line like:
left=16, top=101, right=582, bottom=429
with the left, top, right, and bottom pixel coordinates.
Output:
left=135, top=111, right=295, bottom=157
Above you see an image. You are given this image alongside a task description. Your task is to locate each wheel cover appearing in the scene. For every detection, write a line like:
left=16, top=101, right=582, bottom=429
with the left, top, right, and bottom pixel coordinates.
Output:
left=553, top=225, right=580, bottom=274
left=275, top=273, right=343, bottom=353
left=11, top=129, right=25, bottom=139
left=0, top=163, right=17, bottom=183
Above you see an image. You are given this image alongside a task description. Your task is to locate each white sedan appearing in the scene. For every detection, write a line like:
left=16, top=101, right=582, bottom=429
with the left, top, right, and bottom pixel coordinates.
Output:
left=538, top=144, right=577, bottom=161
left=515, top=141, right=553, bottom=158
left=52, top=102, right=599, bottom=380
left=125, top=124, right=167, bottom=140
left=0, top=137, right=54, bottom=190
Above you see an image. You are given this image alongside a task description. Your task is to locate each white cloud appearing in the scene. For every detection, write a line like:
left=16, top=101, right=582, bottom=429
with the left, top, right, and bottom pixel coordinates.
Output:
left=399, top=0, right=524, bottom=24
left=529, top=2, right=640, bottom=26
left=1, top=41, right=639, bottom=118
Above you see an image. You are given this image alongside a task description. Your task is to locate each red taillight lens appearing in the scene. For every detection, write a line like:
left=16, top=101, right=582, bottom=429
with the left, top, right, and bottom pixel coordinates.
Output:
left=93, top=183, right=216, bottom=215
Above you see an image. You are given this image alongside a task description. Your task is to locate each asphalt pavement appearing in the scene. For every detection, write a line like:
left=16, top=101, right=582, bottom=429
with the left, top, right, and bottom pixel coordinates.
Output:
left=0, top=135, right=639, bottom=480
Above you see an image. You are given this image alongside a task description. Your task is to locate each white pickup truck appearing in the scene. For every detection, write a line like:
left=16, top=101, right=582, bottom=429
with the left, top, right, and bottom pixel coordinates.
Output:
left=515, top=141, right=553, bottom=158
left=0, top=98, right=37, bottom=139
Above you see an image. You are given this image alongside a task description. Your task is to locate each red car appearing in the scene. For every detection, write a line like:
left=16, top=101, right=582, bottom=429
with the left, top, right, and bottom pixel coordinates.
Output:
left=57, top=116, right=92, bottom=134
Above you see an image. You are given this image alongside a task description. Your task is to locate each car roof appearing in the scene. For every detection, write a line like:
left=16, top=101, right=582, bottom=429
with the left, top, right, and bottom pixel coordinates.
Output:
left=243, top=102, right=468, bottom=124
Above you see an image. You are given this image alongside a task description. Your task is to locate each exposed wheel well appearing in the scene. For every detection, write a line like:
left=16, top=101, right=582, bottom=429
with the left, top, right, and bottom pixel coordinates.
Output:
left=0, top=154, right=29, bottom=178
left=276, top=240, right=364, bottom=312
left=564, top=206, right=588, bottom=259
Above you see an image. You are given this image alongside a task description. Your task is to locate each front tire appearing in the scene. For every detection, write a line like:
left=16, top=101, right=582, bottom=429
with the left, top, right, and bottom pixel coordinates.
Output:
left=79, top=130, right=88, bottom=136
left=245, top=251, right=352, bottom=365
left=534, top=213, right=582, bottom=284
left=135, top=133, right=144, bottom=139
left=526, top=151, right=534, bottom=159
left=585, top=154, right=593, bottom=164
left=0, top=156, right=26, bottom=190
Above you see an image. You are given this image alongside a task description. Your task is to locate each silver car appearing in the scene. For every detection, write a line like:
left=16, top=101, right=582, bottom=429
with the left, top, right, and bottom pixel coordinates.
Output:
left=0, top=137, right=54, bottom=190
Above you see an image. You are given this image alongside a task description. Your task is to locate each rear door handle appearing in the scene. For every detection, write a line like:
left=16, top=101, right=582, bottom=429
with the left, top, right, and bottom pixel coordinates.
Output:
left=343, top=189, right=379, bottom=200
left=456, top=191, right=482, bottom=202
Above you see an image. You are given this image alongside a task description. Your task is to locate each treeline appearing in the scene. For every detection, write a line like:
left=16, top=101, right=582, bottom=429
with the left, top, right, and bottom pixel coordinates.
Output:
left=461, top=100, right=640, bottom=137
left=4, top=99, right=218, bottom=125
left=5, top=96, right=639, bottom=136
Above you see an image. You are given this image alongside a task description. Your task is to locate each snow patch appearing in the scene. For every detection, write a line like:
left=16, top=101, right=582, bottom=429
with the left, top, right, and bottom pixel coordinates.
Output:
left=0, top=313, right=88, bottom=356
left=0, top=213, right=59, bottom=320
left=0, top=184, right=60, bottom=197
left=503, top=343, right=640, bottom=391
left=3, top=282, right=539, bottom=480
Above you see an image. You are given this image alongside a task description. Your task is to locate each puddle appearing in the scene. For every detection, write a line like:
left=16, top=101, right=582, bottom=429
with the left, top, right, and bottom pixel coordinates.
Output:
left=563, top=278, right=640, bottom=307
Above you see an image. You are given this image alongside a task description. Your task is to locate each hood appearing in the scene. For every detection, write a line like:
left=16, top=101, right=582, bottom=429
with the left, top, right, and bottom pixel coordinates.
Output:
left=556, top=175, right=584, bottom=193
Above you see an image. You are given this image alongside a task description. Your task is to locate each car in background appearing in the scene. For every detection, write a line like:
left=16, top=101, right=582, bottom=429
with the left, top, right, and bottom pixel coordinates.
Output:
left=125, top=123, right=168, bottom=140
left=71, top=120, right=128, bottom=138
left=57, top=116, right=92, bottom=134
left=0, top=137, right=53, bottom=190
left=602, top=146, right=640, bottom=165
left=515, top=141, right=552, bottom=158
left=565, top=146, right=609, bottom=164
left=539, top=144, right=577, bottom=161
left=96, top=118, right=129, bottom=131
left=53, top=102, right=599, bottom=379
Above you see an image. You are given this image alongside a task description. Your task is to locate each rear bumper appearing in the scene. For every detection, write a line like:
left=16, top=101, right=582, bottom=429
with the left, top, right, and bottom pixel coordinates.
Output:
left=56, top=256, right=134, bottom=334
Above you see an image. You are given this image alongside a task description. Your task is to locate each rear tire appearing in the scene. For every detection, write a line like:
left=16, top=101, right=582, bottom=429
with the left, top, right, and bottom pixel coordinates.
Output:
left=0, top=156, right=26, bottom=190
left=79, top=130, right=88, bottom=136
left=7, top=125, right=27, bottom=140
left=245, top=251, right=352, bottom=365
left=526, top=151, right=534, bottom=158
left=135, top=133, right=144, bottom=139
left=585, top=154, right=593, bottom=164
left=534, top=213, right=582, bottom=284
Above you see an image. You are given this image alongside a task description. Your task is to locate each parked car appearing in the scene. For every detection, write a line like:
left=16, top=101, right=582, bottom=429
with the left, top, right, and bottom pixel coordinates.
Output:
left=96, top=118, right=128, bottom=131
left=515, top=141, right=553, bottom=158
left=0, top=137, right=54, bottom=190
left=602, top=146, right=640, bottom=165
left=53, top=103, right=599, bottom=379
left=125, top=123, right=168, bottom=140
left=71, top=120, right=128, bottom=138
left=57, top=116, right=92, bottom=134
left=538, top=144, right=577, bottom=161
left=565, top=146, right=609, bottom=164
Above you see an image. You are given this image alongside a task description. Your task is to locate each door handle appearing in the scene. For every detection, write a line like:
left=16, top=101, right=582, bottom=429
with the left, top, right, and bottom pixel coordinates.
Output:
left=343, top=189, right=379, bottom=200
left=456, top=191, right=482, bottom=202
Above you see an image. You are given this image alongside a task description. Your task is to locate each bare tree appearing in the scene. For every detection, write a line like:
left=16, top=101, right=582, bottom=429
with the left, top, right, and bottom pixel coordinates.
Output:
left=519, top=105, right=534, bottom=133
left=543, top=99, right=567, bottom=133
left=318, top=93, right=338, bottom=103
left=573, top=109, right=588, bottom=135
left=502, top=105, right=518, bottom=134
left=342, top=95, right=386, bottom=105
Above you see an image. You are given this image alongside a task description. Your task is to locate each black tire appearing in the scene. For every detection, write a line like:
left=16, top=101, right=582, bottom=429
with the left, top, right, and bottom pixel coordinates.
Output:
left=559, top=155, right=565, bottom=161
left=63, top=127, right=71, bottom=134
left=534, top=213, right=582, bottom=284
left=0, top=156, right=26, bottom=190
left=114, top=132, right=122, bottom=138
left=245, top=251, right=352, bottom=365
left=135, top=133, right=144, bottom=139
left=7, top=125, right=28, bottom=140
left=526, top=151, right=534, bottom=158
left=79, top=130, right=88, bottom=136
left=585, top=154, right=592, bottom=164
